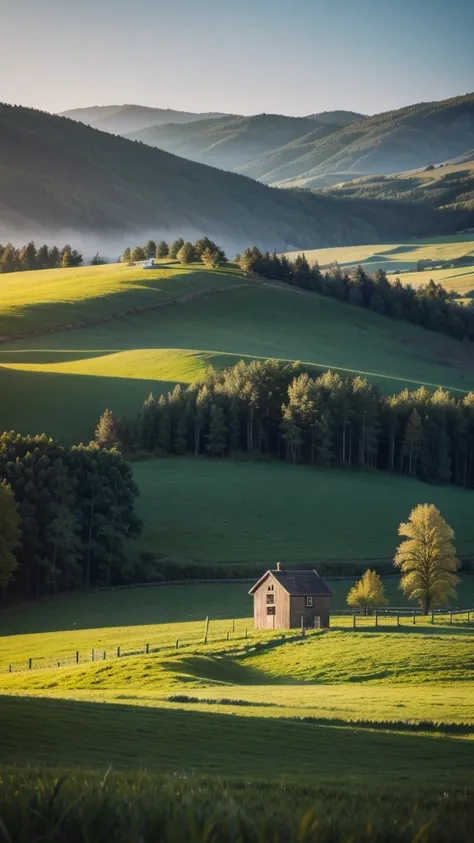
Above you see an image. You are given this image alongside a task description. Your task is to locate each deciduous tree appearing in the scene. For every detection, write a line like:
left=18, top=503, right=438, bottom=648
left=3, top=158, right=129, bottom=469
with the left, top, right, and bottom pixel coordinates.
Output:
left=346, top=569, right=388, bottom=611
left=394, top=504, right=460, bottom=613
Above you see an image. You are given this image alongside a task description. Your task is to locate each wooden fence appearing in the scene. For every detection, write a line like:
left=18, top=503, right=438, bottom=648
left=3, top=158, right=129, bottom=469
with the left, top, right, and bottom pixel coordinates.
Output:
left=3, top=607, right=473, bottom=676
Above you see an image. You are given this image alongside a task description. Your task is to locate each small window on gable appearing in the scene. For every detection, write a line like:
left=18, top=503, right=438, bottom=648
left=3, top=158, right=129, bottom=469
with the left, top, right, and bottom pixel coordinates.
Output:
left=305, top=596, right=314, bottom=607
left=267, top=606, right=276, bottom=615
left=267, top=584, right=274, bottom=591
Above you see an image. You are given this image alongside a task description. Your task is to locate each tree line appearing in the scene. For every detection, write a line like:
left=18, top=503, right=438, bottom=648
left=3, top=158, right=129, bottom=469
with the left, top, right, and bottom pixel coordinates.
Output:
left=121, top=237, right=227, bottom=268
left=0, top=433, right=141, bottom=598
left=97, top=358, right=474, bottom=490
left=0, top=242, right=85, bottom=274
left=238, top=247, right=474, bottom=344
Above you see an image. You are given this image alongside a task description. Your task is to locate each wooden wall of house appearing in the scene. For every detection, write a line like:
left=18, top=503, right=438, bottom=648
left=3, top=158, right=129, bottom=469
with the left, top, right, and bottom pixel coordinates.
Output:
left=289, top=595, right=330, bottom=629
left=253, top=575, right=289, bottom=629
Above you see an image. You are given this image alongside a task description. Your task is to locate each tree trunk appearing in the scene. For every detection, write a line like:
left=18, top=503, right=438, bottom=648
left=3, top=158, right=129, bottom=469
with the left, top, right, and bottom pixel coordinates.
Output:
left=86, top=484, right=95, bottom=590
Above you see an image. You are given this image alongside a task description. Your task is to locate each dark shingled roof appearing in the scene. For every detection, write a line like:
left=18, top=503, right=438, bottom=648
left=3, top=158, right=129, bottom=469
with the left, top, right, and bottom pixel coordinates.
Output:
left=249, top=569, right=333, bottom=596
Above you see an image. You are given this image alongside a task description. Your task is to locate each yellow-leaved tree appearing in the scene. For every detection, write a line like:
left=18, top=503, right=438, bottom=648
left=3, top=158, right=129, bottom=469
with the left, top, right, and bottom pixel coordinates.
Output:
left=394, top=504, right=460, bottom=614
left=346, top=569, right=388, bottom=612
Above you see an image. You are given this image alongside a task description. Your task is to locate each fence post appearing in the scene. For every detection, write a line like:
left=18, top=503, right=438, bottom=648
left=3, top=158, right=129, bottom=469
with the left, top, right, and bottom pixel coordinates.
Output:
left=91, top=648, right=95, bottom=662
left=245, top=629, right=248, bottom=639
left=9, top=664, right=11, bottom=673
left=450, top=613, right=453, bottom=625
left=146, top=643, right=150, bottom=654
left=76, top=650, right=79, bottom=664
left=431, top=612, right=434, bottom=625
left=232, top=619, right=235, bottom=633
left=226, top=631, right=229, bottom=641
left=353, top=614, right=356, bottom=630
left=300, top=616, right=305, bottom=637
left=175, top=639, right=179, bottom=650
left=375, top=611, right=378, bottom=628
left=57, top=661, right=60, bottom=668
left=397, top=614, right=400, bottom=627
left=413, top=611, right=416, bottom=625
left=28, top=658, right=32, bottom=670
left=103, top=650, right=106, bottom=660
left=117, top=646, right=121, bottom=658
left=468, top=611, right=471, bottom=623
left=203, top=616, right=209, bottom=645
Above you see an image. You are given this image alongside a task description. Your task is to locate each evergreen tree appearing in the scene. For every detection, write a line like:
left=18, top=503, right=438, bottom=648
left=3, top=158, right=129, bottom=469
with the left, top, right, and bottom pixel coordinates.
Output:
left=19, top=241, right=37, bottom=271
left=176, top=242, right=197, bottom=264
left=0, top=243, right=18, bottom=273
left=91, top=253, right=107, bottom=265
left=131, top=245, right=146, bottom=262
left=61, top=245, right=82, bottom=267
left=48, top=246, right=61, bottom=268
left=201, top=246, right=226, bottom=268
left=402, top=408, right=424, bottom=476
left=156, top=240, right=169, bottom=258
left=194, top=237, right=217, bottom=257
left=206, top=404, right=228, bottom=456
left=394, top=504, right=460, bottom=613
left=36, top=244, right=50, bottom=269
left=0, top=483, right=21, bottom=586
left=95, top=409, right=125, bottom=450
left=144, top=239, right=157, bottom=259
left=228, top=401, right=241, bottom=452
left=169, top=238, right=184, bottom=259
left=121, top=247, right=132, bottom=264
left=156, top=394, right=171, bottom=452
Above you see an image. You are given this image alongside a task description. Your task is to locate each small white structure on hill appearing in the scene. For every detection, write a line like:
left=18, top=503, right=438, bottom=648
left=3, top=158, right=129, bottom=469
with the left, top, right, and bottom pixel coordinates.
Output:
left=143, top=258, right=156, bottom=269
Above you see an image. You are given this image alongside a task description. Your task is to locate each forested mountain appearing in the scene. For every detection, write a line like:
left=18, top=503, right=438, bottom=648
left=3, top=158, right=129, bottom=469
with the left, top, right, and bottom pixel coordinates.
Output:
left=265, top=94, right=474, bottom=188
left=125, top=114, right=330, bottom=172
left=59, top=104, right=227, bottom=135
left=304, top=110, right=365, bottom=125
left=323, top=158, right=474, bottom=210
left=2, top=104, right=471, bottom=250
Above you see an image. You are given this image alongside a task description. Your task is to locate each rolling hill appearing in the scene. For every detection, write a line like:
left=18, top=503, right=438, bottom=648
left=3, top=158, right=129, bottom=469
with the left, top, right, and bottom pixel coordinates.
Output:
left=2, top=253, right=474, bottom=444
left=59, top=104, right=227, bottom=135
left=323, top=157, right=474, bottom=210
left=0, top=103, right=465, bottom=250
left=125, top=113, right=331, bottom=172
left=253, top=93, right=474, bottom=187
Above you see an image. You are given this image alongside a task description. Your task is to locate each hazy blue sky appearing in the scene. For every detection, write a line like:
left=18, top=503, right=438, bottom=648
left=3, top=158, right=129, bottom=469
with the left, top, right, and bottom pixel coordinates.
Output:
left=2, top=0, right=473, bottom=115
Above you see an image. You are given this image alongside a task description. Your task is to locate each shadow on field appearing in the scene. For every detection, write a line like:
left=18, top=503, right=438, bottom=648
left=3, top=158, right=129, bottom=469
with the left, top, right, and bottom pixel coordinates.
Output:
left=0, top=365, right=177, bottom=443
left=1, top=694, right=473, bottom=784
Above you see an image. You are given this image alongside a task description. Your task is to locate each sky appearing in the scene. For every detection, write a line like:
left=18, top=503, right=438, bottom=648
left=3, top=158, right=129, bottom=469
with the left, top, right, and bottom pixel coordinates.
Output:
left=1, top=0, right=473, bottom=116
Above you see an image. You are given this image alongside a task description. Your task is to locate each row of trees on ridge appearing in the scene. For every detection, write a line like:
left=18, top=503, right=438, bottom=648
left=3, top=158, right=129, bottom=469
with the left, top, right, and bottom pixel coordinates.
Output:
left=121, top=237, right=227, bottom=268
left=96, top=359, right=474, bottom=490
left=238, top=247, right=474, bottom=343
left=0, top=242, right=84, bottom=273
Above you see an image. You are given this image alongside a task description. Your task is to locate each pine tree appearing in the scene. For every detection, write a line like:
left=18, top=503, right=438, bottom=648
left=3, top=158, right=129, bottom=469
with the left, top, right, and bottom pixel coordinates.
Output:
left=48, top=246, right=61, bottom=268
left=315, top=410, right=334, bottom=466
left=156, top=395, right=171, bottom=452
left=0, top=243, right=19, bottom=273
left=169, top=238, right=184, bottom=259
left=402, top=408, right=424, bottom=475
left=394, top=504, right=460, bottom=613
left=19, top=241, right=37, bottom=271
left=346, top=569, right=388, bottom=611
left=121, top=247, right=132, bottom=264
left=131, top=245, right=146, bottom=262
left=156, top=240, right=169, bottom=258
left=206, top=404, right=228, bottom=456
left=91, top=253, right=107, bottom=265
left=95, top=409, right=124, bottom=450
left=144, top=240, right=157, bottom=259
left=176, top=242, right=197, bottom=264
left=228, top=401, right=241, bottom=452
left=36, top=244, right=50, bottom=269
left=201, top=246, right=226, bottom=268
left=0, top=482, right=21, bottom=586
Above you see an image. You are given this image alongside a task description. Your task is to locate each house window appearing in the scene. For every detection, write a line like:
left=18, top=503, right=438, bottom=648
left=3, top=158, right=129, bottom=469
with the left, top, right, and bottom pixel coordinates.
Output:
left=267, top=606, right=276, bottom=615
left=266, top=593, right=275, bottom=604
left=305, top=596, right=314, bottom=607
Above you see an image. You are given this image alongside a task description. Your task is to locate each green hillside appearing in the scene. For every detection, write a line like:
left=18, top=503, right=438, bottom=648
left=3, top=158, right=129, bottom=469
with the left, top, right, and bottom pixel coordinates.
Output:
left=126, top=114, right=336, bottom=172
left=0, top=103, right=470, bottom=249
left=324, top=158, right=474, bottom=210
left=3, top=259, right=474, bottom=442
left=252, top=93, right=474, bottom=188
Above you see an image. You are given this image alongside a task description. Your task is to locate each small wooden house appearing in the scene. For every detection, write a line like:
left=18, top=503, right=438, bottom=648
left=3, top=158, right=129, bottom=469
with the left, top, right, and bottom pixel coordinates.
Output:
left=249, top=563, right=332, bottom=630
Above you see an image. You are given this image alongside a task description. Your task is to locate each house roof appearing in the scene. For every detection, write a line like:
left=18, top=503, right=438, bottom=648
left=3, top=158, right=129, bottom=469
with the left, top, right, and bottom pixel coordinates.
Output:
left=249, top=569, right=333, bottom=597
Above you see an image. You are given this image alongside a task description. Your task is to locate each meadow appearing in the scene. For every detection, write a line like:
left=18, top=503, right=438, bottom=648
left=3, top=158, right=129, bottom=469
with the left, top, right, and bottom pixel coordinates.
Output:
left=285, top=233, right=474, bottom=289
left=134, top=458, right=474, bottom=564
left=3, top=255, right=474, bottom=444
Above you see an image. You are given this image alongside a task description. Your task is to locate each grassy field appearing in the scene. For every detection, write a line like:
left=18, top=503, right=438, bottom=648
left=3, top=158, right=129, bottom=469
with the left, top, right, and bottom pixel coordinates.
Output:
left=133, top=458, right=474, bottom=563
left=284, top=233, right=474, bottom=281
left=0, top=583, right=473, bottom=794
left=3, top=259, right=474, bottom=442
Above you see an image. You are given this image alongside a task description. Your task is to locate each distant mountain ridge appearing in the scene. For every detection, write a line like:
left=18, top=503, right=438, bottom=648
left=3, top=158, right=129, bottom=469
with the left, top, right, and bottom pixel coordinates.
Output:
left=0, top=103, right=467, bottom=251
left=59, top=104, right=228, bottom=136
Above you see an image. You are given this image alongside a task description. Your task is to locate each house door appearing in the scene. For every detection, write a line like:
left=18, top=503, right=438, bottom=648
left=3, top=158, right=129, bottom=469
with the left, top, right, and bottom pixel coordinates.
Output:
left=267, top=609, right=276, bottom=628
